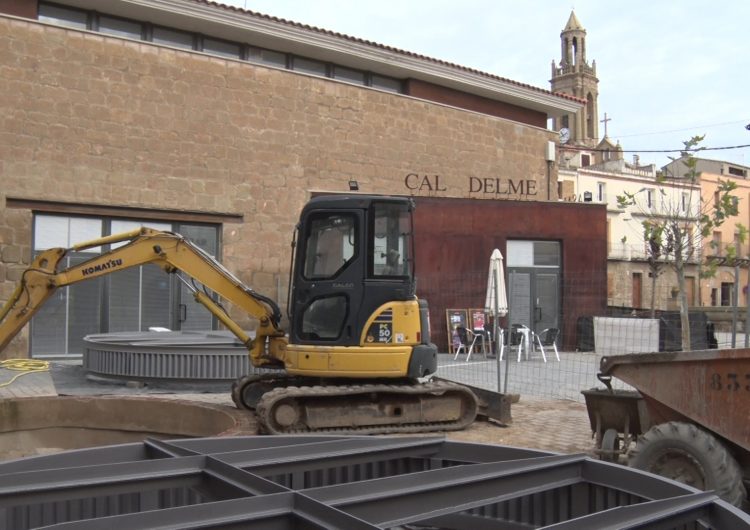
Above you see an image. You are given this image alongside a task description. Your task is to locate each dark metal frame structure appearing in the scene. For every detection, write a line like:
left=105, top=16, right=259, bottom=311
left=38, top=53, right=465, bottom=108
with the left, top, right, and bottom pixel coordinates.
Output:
left=0, top=435, right=748, bottom=529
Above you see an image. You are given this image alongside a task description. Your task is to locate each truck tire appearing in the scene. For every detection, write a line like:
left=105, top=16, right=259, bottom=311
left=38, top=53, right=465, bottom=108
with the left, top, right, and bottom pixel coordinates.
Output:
left=629, top=421, right=746, bottom=507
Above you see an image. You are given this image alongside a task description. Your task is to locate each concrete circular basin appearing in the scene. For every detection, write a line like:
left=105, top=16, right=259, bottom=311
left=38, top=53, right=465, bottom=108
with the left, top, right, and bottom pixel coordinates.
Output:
left=0, top=396, right=254, bottom=460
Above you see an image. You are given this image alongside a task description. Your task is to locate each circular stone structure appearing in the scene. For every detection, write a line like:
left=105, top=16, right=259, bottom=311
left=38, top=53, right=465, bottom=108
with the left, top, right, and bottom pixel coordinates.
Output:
left=0, top=435, right=748, bottom=529
left=0, top=396, right=254, bottom=460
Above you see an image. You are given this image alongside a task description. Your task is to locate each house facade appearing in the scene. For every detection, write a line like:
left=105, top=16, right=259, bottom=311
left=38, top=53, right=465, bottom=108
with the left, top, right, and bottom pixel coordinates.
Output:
left=663, top=157, right=750, bottom=307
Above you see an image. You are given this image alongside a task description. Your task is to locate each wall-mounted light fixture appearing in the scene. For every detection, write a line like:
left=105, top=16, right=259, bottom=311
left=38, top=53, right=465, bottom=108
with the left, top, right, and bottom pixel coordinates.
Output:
left=348, top=180, right=359, bottom=191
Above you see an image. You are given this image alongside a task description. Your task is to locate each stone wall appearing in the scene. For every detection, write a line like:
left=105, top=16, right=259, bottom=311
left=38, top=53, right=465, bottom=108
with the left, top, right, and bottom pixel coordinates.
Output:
left=0, top=16, right=557, bottom=355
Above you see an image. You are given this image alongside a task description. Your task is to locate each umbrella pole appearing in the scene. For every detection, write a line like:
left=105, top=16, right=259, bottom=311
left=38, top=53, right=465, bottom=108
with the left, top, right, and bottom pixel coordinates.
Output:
left=503, top=281, right=510, bottom=394
left=493, top=272, right=502, bottom=393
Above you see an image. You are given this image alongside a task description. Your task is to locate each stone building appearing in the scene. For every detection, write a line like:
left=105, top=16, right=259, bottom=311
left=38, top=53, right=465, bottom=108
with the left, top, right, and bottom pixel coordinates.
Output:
left=0, top=1, right=606, bottom=357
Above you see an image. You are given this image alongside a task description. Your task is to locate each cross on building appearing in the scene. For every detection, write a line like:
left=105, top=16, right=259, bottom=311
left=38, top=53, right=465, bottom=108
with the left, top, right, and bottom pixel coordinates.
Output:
left=600, top=113, right=612, bottom=138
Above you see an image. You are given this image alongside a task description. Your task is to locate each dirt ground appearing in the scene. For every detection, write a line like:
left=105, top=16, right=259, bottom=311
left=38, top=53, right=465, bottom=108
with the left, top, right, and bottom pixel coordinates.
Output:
left=442, top=397, right=596, bottom=455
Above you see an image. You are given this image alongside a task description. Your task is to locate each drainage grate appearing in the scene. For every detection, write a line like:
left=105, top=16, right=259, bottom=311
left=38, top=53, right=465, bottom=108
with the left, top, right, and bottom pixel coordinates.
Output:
left=83, top=330, right=265, bottom=381
left=0, top=436, right=747, bottom=529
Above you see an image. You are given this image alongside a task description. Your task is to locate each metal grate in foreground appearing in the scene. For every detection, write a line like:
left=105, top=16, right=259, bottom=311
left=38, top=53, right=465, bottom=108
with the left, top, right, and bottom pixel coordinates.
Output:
left=0, top=436, right=748, bottom=529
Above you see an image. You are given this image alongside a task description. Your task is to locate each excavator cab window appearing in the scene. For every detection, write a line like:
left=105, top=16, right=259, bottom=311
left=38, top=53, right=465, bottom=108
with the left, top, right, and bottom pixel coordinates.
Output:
left=303, top=213, right=357, bottom=280
left=297, top=212, right=358, bottom=341
left=371, top=202, right=413, bottom=280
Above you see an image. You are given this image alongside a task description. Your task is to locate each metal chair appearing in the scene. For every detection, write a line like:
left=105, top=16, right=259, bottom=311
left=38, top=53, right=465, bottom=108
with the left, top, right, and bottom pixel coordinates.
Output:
left=453, top=326, right=474, bottom=361
left=510, top=324, right=528, bottom=361
left=496, top=327, right=506, bottom=361
left=534, top=327, right=561, bottom=362
left=468, top=325, right=491, bottom=360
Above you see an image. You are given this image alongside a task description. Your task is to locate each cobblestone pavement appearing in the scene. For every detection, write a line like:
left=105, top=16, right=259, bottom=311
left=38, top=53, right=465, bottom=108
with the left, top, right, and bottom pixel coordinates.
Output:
left=0, top=361, right=596, bottom=456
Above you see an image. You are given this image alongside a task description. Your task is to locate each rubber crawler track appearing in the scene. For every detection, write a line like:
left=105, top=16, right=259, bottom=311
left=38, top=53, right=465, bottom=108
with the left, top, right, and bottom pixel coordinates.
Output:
left=231, top=373, right=300, bottom=410
left=255, top=380, right=478, bottom=435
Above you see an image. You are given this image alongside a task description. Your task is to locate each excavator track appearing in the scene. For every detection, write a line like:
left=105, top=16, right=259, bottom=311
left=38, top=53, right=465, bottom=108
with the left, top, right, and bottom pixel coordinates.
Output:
left=254, top=380, right=478, bottom=435
left=231, top=373, right=305, bottom=410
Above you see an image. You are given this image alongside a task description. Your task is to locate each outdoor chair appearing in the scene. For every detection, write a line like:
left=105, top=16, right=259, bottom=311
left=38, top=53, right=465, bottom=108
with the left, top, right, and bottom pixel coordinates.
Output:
left=534, top=328, right=561, bottom=362
left=509, top=324, right=526, bottom=361
left=468, top=325, right=491, bottom=360
left=453, top=326, right=474, bottom=361
left=480, top=322, right=500, bottom=358
left=495, top=327, right=506, bottom=361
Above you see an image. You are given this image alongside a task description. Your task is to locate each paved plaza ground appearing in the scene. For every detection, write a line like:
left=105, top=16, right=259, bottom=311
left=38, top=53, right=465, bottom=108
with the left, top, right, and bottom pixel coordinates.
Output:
left=0, top=360, right=597, bottom=457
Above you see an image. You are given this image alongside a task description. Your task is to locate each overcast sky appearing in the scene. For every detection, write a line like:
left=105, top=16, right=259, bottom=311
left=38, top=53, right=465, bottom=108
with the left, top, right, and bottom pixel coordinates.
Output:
left=220, top=1, right=749, bottom=169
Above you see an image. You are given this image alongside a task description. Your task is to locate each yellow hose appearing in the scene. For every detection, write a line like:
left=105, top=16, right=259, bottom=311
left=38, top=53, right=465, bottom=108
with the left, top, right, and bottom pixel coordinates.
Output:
left=0, top=359, right=50, bottom=388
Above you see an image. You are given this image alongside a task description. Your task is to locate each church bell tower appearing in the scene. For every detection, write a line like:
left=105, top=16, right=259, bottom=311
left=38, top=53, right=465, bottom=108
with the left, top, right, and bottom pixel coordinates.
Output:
left=550, top=11, right=599, bottom=148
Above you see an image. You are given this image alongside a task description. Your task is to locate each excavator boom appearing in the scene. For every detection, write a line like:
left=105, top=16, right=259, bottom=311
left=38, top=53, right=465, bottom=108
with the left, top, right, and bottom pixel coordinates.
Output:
left=0, top=228, right=287, bottom=365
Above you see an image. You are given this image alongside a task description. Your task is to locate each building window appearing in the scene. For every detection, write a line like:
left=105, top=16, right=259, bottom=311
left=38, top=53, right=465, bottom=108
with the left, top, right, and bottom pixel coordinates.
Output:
left=202, top=37, right=242, bottom=59
left=38, top=3, right=87, bottom=29
left=596, top=182, right=606, bottom=203
left=152, top=26, right=194, bottom=50
left=370, top=74, right=402, bottom=93
left=646, top=189, right=654, bottom=209
left=30, top=214, right=221, bottom=357
left=681, top=192, right=688, bottom=212
left=721, top=282, right=733, bottom=306
left=98, top=15, right=143, bottom=40
left=333, top=66, right=366, bottom=85
left=291, top=56, right=328, bottom=76
left=712, top=231, right=722, bottom=255
left=735, top=232, right=744, bottom=258
left=580, top=154, right=591, bottom=167
left=247, top=46, right=287, bottom=67
left=728, top=166, right=746, bottom=177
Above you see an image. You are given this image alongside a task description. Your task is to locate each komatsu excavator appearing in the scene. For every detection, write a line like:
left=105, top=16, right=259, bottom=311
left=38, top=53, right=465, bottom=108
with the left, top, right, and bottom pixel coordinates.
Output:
left=0, top=195, right=477, bottom=434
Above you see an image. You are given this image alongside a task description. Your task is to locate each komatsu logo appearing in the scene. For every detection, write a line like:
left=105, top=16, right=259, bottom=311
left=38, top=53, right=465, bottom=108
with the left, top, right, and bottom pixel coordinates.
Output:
left=81, top=258, right=123, bottom=276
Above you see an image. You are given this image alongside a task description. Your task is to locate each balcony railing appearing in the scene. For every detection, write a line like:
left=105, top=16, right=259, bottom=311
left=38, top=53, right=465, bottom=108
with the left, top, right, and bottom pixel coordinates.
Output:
left=608, top=242, right=701, bottom=264
left=705, top=241, right=750, bottom=266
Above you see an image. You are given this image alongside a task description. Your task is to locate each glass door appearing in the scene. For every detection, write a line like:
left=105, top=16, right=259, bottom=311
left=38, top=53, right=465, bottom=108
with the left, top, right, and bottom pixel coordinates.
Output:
left=507, top=241, right=561, bottom=337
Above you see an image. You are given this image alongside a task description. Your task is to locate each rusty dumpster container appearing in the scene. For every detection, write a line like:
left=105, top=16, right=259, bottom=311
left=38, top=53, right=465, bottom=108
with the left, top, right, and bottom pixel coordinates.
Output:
left=585, top=348, right=750, bottom=508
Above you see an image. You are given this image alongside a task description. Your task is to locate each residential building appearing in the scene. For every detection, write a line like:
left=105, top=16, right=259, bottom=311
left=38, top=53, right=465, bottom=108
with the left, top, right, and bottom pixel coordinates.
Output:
left=663, top=157, right=750, bottom=307
left=559, top=156, right=701, bottom=311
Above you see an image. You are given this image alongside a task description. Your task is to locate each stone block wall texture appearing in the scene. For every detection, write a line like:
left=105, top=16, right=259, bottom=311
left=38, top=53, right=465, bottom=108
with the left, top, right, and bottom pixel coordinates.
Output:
left=0, top=16, right=556, bottom=356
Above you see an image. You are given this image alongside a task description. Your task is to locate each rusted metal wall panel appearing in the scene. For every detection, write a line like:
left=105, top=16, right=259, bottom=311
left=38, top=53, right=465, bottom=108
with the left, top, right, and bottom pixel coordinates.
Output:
left=413, top=197, right=607, bottom=351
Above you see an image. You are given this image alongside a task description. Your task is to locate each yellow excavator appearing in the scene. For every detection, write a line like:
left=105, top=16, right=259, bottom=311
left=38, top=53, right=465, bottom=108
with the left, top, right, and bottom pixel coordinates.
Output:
left=0, top=195, right=477, bottom=434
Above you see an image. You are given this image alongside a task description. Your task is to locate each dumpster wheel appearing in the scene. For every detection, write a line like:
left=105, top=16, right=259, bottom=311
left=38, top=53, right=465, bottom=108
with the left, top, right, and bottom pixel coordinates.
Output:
left=629, top=421, right=747, bottom=508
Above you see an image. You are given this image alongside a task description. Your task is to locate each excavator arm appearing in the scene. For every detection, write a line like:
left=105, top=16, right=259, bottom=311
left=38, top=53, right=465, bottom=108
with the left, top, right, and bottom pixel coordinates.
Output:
left=0, top=228, right=287, bottom=366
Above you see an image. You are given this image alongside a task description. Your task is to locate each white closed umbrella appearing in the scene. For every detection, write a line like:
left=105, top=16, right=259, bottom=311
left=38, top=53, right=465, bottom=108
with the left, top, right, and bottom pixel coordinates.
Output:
left=485, top=248, right=509, bottom=393
left=485, top=249, right=508, bottom=317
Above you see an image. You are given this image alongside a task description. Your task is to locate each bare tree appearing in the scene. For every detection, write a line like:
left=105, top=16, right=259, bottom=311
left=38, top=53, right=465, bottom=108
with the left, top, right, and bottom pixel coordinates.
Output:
left=618, top=136, right=742, bottom=350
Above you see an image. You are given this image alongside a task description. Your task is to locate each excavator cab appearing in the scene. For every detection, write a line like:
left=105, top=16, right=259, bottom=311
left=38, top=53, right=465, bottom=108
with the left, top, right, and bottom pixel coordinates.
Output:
left=289, top=195, right=418, bottom=348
